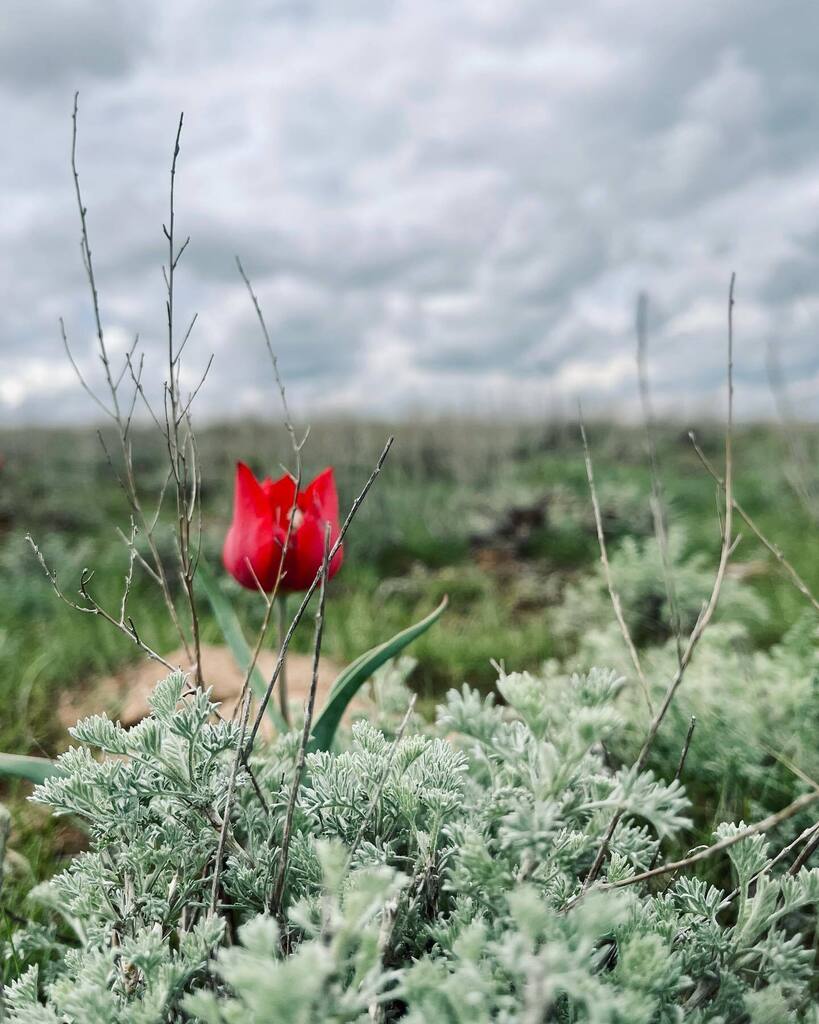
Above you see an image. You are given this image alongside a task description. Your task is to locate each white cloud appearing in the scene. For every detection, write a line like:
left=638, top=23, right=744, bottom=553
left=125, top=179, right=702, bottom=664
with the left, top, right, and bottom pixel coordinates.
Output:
left=1, top=0, right=819, bottom=425
left=0, top=358, right=76, bottom=409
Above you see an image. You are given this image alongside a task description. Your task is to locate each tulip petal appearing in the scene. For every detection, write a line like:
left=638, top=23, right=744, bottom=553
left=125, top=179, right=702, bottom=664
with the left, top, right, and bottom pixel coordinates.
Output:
left=299, top=467, right=340, bottom=522
left=223, top=462, right=279, bottom=591
left=261, top=473, right=298, bottom=525
left=280, top=468, right=342, bottom=591
left=281, top=508, right=343, bottom=592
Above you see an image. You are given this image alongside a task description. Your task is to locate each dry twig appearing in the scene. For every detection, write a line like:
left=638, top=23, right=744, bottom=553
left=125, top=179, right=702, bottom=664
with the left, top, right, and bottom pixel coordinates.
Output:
left=243, top=437, right=395, bottom=758
left=270, top=526, right=331, bottom=917
left=234, top=256, right=308, bottom=728
left=161, top=112, right=205, bottom=684
left=48, top=94, right=205, bottom=673
left=26, top=533, right=176, bottom=672
left=583, top=273, right=739, bottom=891
left=602, top=789, right=819, bottom=890
left=689, top=433, right=819, bottom=615
left=580, top=414, right=653, bottom=716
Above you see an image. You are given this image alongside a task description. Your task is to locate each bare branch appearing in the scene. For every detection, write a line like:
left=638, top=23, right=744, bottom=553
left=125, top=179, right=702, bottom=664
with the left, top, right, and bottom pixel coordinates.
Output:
left=674, top=715, right=697, bottom=781
left=236, top=256, right=299, bottom=456
left=177, top=353, right=213, bottom=425
left=113, top=334, right=140, bottom=391
left=580, top=413, right=653, bottom=716
left=125, top=352, right=166, bottom=435
left=59, top=318, right=115, bottom=420
left=116, top=525, right=162, bottom=585
left=788, top=824, right=819, bottom=875
left=271, top=525, right=331, bottom=917
left=583, top=273, right=738, bottom=890
left=70, top=92, right=121, bottom=422
left=159, top=110, right=205, bottom=684
left=601, top=789, right=819, bottom=890
left=59, top=96, right=195, bottom=666
left=174, top=313, right=198, bottom=366
left=26, top=534, right=176, bottom=672
left=648, top=715, right=696, bottom=871
left=689, top=433, right=819, bottom=615
left=119, top=518, right=138, bottom=625
left=243, top=437, right=395, bottom=757
left=229, top=258, right=312, bottom=733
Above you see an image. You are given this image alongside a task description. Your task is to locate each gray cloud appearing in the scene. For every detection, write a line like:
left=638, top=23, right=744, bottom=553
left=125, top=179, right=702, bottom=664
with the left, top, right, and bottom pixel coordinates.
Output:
left=0, top=1, right=152, bottom=92
left=2, top=0, right=819, bottom=426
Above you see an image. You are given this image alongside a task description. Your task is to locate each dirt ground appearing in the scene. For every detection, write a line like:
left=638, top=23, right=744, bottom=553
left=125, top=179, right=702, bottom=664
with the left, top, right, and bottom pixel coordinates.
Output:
left=58, top=643, right=347, bottom=739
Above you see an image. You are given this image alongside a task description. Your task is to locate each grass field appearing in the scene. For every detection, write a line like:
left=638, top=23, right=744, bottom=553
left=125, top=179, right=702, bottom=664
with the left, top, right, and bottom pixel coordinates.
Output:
left=2, top=415, right=819, bottom=904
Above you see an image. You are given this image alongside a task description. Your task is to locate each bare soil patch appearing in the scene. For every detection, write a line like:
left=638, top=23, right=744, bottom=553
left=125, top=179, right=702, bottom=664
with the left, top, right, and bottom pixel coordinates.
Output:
left=58, top=643, right=348, bottom=740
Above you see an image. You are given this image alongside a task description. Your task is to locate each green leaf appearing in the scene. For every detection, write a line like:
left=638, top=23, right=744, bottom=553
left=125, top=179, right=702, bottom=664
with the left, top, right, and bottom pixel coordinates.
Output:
left=0, top=753, right=63, bottom=785
left=196, top=561, right=288, bottom=734
left=309, top=596, right=449, bottom=753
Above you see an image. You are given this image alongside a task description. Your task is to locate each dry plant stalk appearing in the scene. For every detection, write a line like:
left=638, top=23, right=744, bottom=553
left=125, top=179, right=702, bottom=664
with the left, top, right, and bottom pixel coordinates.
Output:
left=26, top=527, right=175, bottom=671
left=603, top=788, right=819, bottom=890
left=580, top=415, right=653, bottom=716
left=234, top=256, right=308, bottom=729
left=648, top=715, right=696, bottom=871
left=582, top=273, right=739, bottom=891
left=270, top=525, right=332, bottom=918
left=689, top=433, right=819, bottom=615
left=242, top=436, right=395, bottom=759
left=31, top=95, right=209, bottom=680
left=159, top=113, right=209, bottom=685
left=204, top=251, right=395, bottom=914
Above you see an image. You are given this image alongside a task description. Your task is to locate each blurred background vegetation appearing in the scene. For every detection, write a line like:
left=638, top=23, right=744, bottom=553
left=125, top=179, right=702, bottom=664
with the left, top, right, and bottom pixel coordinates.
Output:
left=2, top=415, right=819, bottom=904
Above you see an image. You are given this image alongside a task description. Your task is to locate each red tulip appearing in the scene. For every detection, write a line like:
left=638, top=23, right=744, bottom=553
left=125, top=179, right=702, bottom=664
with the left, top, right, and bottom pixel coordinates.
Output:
left=223, top=463, right=343, bottom=593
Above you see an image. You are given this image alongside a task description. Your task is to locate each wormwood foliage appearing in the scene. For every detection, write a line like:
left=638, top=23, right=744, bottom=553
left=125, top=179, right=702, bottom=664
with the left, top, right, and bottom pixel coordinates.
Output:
left=4, top=666, right=819, bottom=1022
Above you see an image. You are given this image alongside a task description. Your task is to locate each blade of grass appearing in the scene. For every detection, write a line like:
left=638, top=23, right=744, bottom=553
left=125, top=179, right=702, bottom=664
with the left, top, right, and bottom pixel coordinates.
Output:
left=0, top=753, right=63, bottom=785
left=308, top=596, right=448, bottom=752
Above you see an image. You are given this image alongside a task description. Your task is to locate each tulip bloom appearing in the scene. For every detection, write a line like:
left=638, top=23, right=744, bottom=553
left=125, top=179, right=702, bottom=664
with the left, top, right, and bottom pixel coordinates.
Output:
left=223, top=463, right=343, bottom=593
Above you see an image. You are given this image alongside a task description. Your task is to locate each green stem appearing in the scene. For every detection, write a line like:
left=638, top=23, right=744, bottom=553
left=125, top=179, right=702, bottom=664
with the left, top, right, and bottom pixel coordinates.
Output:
left=276, top=595, right=290, bottom=728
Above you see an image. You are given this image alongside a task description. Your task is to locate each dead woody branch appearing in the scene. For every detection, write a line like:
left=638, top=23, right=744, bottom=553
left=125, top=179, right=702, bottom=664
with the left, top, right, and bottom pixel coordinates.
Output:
left=38, top=95, right=210, bottom=683
left=582, top=273, right=740, bottom=892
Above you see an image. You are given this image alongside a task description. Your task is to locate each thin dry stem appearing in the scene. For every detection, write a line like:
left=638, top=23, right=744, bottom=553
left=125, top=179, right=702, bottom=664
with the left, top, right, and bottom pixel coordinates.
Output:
left=718, top=817, right=819, bottom=911
left=26, top=534, right=176, bottom=672
left=580, top=415, right=653, bottom=716
left=60, top=94, right=196, bottom=667
left=649, top=715, right=696, bottom=871
left=689, top=433, right=819, bottom=615
left=788, top=824, right=819, bottom=874
left=243, top=436, right=394, bottom=758
left=602, top=789, right=819, bottom=890
left=275, top=597, right=291, bottom=728
left=583, top=273, right=738, bottom=891
left=161, top=111, right=204, bottom=684
left=235, top=256, right=304, bottom=458
left=674, top=715, right=697, bottom=781
left=270, top=525, right=331, bottom=917
left=232, top=258, right=307, bottom=728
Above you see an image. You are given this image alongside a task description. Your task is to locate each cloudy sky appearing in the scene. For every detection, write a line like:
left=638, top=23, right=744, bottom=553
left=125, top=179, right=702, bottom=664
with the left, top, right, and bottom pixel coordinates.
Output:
left=2, top=0, right=819, bottom=425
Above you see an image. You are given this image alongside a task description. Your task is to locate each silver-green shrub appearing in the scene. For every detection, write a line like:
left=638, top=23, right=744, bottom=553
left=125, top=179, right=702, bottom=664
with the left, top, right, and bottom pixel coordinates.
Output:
left=4, top=664, right=818, bottom=1022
